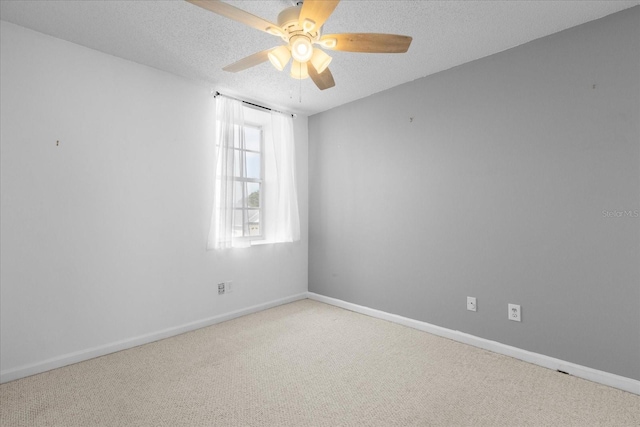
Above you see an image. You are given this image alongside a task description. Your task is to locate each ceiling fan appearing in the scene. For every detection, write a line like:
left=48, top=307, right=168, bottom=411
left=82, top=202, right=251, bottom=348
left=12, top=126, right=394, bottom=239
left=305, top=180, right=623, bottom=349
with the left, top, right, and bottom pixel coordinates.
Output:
left=186, top=0, right=412, bottom=90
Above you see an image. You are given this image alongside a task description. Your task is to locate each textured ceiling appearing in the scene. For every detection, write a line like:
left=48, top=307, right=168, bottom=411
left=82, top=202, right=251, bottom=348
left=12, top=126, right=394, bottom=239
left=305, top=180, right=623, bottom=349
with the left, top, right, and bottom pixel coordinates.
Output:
left=1, top=0, right=638, bottom=116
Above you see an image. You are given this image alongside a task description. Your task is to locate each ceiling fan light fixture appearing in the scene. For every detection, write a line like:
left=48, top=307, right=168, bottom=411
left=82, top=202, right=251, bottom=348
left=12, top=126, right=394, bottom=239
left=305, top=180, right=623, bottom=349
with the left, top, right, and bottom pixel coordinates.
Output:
left=290, top=35, right=313, bottom=63
left=290, top=60, right=309, bottom=80
left=302, top=18, right=316, bottom=33
left=310, top=49, right=332, bottom=74
left=268, top=45, right=291, bottom=71
left=317, top=38, right=337, bottom=49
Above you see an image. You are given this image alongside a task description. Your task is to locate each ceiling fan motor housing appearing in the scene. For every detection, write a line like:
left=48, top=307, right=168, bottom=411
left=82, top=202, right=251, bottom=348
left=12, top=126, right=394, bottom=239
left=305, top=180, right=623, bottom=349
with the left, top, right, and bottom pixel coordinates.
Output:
left=277, top=5, right=320, bottom=46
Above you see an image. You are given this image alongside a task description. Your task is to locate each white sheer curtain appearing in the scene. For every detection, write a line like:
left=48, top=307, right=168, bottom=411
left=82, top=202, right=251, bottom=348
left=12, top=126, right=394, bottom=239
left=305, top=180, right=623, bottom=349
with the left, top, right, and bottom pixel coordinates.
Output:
left=207, top=96, right=299, bottom=249
left=266, top=111, right=300, bottom=243
left=207, top=95, right=249, bottom=250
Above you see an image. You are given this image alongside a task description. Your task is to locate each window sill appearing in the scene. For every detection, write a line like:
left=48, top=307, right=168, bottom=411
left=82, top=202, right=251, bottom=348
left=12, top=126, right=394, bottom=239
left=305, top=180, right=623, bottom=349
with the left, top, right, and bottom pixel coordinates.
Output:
left=250, top=239, right=273, bottom=246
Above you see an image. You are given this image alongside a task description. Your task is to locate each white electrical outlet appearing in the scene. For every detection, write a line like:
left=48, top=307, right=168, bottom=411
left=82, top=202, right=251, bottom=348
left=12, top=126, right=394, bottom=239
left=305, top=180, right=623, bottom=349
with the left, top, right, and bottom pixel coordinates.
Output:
left=226, top=281, right=234, bottom=293
left=467, top=296, right=477, bottom=312
left=508, top=304, right=521, bottom=322
left=217, top=282, right=225, bottom=295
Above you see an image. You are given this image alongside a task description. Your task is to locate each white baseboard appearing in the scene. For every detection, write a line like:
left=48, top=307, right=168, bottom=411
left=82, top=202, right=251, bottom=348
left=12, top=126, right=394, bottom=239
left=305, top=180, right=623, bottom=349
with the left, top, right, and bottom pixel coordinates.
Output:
left=0, top=292, right=308, bottom=384
left=307, top=292, right=640, bottom=396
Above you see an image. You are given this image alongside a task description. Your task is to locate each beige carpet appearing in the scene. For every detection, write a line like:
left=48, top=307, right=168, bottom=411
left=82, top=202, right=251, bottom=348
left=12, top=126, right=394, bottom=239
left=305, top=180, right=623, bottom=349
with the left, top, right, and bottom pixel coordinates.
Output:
left=1, top=299, right=638, bottom=426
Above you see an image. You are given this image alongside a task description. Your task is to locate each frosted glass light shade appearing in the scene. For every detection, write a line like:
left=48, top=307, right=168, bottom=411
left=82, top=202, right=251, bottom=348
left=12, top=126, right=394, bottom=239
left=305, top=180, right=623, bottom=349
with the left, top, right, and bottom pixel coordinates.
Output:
left=290, top=35, right=313, bottom=63
left=301, top=18, right=316, bottom=33
left=310, top=49, right=332, bottom=74
left=290, top=60, right=309, bottom=79
left=317, top=38, right=337, bottom=49
left=268, top=46, right=291, bottom=71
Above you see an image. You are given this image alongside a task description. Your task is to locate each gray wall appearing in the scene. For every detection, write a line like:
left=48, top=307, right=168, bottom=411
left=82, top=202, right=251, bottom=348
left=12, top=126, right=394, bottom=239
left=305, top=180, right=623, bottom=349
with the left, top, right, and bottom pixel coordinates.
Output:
left=0, top=21, right=308, bottom=377
left=309, top=7, right=639, bottom=380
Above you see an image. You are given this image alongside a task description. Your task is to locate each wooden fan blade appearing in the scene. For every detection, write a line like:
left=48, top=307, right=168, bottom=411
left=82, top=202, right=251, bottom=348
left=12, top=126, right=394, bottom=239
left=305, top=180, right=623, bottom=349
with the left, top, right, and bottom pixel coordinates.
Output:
left=320, top=33, right=412, bottom=53
left=308, top=63, right=335, bottom=91
left=186, top=0, right=279, bottom=34
left=223, top=49, right=272, bottom=72
left=299, top=0, right=340, bottom=32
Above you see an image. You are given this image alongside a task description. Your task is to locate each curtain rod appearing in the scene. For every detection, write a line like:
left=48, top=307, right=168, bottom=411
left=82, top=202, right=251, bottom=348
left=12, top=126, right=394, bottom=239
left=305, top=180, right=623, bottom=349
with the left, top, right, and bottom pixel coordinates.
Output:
left=213, top=91, right=296, bottom=118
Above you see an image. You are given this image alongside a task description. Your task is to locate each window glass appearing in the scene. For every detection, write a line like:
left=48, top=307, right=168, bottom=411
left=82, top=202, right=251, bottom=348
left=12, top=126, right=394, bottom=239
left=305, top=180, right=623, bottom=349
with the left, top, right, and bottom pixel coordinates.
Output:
left=247, top=182, right=260, bottom=208
left=233, top=182, right=245, bottom=207
left=233, top=151, right=244, bottom=178
left=245, top=126, right=261, bottom=152
left=229, top=121, right=264, bottom=240
left=246, top=152, right=261, bottom=179
left=232, top=209, right=245, bottom=237
left=247, top=209, right=260, bottom=236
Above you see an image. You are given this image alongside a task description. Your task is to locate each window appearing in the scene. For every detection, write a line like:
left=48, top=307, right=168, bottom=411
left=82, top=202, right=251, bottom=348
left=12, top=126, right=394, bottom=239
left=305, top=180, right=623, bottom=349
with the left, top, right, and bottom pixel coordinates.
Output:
left=208, top=95, right=299, bottom=250
left=232, top=124, right=263, bottom=240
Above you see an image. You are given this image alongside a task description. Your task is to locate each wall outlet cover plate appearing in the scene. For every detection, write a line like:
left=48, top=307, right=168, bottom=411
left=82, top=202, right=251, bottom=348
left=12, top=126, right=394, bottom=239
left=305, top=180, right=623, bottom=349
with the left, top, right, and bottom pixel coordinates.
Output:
left=467, top=296, right=477, bottom=312
left=508, top=303, right=521, bottom=321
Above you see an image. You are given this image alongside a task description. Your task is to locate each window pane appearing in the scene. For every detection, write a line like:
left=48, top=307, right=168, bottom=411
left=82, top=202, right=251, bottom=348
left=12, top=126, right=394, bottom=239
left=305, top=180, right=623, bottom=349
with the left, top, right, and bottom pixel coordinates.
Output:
left=233, top=209, right=260, bottom=237
left=233, top=149, right=245, bottom=178
left=247, top=182, right=260, bottom=208
left=245, top=127, right=261, bottom=151
left=234, top=182, right=260, bottom=208
left=247, top=209, right=260, bottom=236
left=234, top=182, right=245, bottom=207
left=246, top=152, right=261, bottom=179
left=233, top=209, right=245, bottom=237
